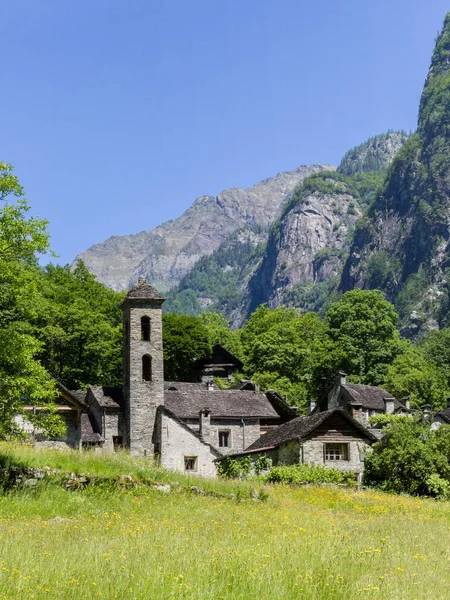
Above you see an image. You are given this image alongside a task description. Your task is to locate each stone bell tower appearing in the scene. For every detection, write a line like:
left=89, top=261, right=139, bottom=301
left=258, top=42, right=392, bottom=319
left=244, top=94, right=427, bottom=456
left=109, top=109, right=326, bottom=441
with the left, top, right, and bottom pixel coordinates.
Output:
left=121, top=276, right=165, bottom=456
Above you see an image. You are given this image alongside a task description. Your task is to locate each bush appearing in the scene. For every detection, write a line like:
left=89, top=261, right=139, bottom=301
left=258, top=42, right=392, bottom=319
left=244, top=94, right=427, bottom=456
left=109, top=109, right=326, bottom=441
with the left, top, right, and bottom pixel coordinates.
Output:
left=368, top=414, right=410, bottom=428
left=364, top=419, right=450, bottom=497
left=262, top=464, right=356, bottom=486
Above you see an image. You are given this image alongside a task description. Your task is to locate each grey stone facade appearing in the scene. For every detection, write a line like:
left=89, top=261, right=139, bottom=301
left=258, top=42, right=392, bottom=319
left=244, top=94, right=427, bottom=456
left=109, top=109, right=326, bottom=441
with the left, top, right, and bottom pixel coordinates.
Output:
left=157, top=408, right=220, bottom=478
left=230, top=409, right=377, bottom=477
left=122, top=279, right=165, bottom=456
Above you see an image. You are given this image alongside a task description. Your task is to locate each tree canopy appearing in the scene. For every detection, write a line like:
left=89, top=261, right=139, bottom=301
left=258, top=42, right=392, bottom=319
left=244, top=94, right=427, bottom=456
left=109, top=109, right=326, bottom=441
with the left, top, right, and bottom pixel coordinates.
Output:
left=0, top=163, right=61, bottom=437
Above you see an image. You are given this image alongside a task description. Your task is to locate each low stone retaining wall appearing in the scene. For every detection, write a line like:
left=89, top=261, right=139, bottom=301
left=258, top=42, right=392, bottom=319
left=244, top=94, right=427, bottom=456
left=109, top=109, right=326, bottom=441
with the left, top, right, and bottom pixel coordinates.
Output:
left=0, top=466, right=267, bottom=501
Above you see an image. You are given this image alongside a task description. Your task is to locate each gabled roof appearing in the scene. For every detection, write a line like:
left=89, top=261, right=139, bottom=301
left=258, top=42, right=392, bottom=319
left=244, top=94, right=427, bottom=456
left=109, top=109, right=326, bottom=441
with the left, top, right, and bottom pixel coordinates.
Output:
left=435, top=407, right=450, bottom=424
left=80, top=412, right=103, bottom=443
left=56, top=382, right=86, bottom=409
left=164, top=381, right=206, bottom=392
left=341, top=384, right=406, bottom=412
left=88, top=386, right=124, bottom=409
left=193, top=344, right=243, bottom=371
left=156, top=405, right=222, bottom=457
left=164, top=389, right=281, bottom=419
left=122, top=277, right=165, bottom=303
left=244, top=409, right=378, bottom=452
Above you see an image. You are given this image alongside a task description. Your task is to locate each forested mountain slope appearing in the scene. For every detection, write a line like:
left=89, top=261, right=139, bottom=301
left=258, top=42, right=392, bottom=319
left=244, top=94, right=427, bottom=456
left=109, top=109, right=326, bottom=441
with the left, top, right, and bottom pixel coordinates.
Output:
left=74, top=164, right=331, bottom=292
left=341, top=14, right=450, bottom=337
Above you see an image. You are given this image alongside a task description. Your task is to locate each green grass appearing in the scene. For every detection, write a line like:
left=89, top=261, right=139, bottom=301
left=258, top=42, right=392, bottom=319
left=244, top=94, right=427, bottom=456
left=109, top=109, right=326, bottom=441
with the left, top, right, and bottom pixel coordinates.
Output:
left=1, top=443, right=450, bottom=599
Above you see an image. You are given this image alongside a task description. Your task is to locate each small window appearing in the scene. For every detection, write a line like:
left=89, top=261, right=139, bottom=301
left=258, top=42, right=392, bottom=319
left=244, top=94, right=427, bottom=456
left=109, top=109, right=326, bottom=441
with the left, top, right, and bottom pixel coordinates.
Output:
left=141, top=316, right=151, bottom=341
left=325, top=443, right=349, bottom=461
left=218, top=431, right=230, bottom=448
left=142, top=355, right=152, bottom=381
left=184, top=456, right=197, bottom=472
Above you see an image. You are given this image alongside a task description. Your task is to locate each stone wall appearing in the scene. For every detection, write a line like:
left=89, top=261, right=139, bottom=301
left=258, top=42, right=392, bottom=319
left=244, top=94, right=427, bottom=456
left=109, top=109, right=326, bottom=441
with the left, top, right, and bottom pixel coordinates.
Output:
left=278, top=440, right=301, bottom=464
left=14, top=411, right=81, bottom=450
left=103, top=410, right=126, bottom=452
left=158, top=412, right=218, bottom=478
left=302, top=439, right=368, bottom=473
left=201, top=419, right=260, bottom=454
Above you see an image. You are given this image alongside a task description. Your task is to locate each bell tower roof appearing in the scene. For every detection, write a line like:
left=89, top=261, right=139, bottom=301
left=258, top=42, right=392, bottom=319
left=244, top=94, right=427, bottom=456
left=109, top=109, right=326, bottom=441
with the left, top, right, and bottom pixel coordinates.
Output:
left=123, top=276, right=165, bottom=304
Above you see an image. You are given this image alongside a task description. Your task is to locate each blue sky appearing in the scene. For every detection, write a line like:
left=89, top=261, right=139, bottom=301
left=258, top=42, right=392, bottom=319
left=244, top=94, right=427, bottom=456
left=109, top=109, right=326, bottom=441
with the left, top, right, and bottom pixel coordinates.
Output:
left=1, top=1, right=448, bottom=265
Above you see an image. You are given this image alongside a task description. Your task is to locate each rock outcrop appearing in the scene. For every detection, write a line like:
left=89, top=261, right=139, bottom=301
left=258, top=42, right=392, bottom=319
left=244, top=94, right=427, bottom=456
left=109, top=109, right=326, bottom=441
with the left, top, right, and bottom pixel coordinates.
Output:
left=74, top=164, right=332, bottom=291
left=240, top=172, right=362, bottom=323
left=338, top=132, right=409, bottom=176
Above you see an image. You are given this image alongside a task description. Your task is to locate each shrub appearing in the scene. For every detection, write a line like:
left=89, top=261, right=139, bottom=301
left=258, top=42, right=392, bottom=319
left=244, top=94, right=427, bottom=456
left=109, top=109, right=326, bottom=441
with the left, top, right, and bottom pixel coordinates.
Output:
left=262, top=464, right=356, bottom=486
left=364, top=420, right=450, bottom=497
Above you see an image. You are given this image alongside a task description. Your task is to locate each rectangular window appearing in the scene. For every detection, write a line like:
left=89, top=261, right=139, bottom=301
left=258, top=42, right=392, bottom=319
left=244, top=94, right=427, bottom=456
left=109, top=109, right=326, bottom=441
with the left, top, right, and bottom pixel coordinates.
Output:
left=184, top=456, right=198, bottom=472
left=325, top=443, right=349, bottom=461
left=218, top=431, right=230, bottom=448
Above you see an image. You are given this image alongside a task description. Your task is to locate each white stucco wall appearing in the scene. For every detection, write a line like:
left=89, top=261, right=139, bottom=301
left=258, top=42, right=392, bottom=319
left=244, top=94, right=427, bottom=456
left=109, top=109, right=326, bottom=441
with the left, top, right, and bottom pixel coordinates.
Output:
left=159, top=412, right=219, bottom=478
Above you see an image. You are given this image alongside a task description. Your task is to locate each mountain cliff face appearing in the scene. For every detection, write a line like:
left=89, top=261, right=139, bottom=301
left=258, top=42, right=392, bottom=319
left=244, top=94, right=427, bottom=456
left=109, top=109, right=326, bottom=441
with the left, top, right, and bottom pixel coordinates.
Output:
left=341, top=14, right=450, bottom=336
left=74, top=164, right=332, bottom=291
left=238, top=171, right=377, bottom=325
left=160, top=133, right=406, bottom=327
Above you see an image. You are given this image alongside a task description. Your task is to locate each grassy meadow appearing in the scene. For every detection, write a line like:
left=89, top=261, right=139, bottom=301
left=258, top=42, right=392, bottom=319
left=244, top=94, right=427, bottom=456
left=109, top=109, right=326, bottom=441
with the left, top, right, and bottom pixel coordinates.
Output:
left=0, top=444, right=450, bottom=599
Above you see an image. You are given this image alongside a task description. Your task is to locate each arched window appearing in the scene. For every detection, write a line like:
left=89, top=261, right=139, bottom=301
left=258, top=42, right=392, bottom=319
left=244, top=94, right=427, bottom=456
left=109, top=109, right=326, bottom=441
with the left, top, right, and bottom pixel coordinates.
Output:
left=142, top=355, right=152, bottom=381
left=141, top=316, right=151, bottom=341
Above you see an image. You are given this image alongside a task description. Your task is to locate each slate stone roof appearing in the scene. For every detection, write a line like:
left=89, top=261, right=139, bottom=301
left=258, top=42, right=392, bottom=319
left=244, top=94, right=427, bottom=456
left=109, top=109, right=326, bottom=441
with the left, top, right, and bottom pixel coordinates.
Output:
left=436, top=407, right=450, bottom=423
left=342, top=384, right=406, bottom=412
left=70, top=390, right=87, bottom=404
left=164, top=382, right=206, bottom=392
left=244, top=409, right=378, bottom=452
left=89, top=386, right=124, bottom=409
left=164, top=389, right=281, bottom=419
left=56, top=382, right=86, bottom=408
left=124, top=277, right=165, bottom=302
left=80, top=413, right=103, bottom=443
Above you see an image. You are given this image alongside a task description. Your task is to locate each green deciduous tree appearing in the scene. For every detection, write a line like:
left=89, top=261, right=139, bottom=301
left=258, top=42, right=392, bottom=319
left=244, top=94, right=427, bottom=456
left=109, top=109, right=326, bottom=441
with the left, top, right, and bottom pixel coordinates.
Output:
left=419, top=327, right=450, bottom=389
left=198, top=312, right=243, bottom=360
left=364, top=419, right=450, bottom=498
left=0, top=162, right=61, bottom=437
left=241, top=306, right=327, bottom=410
left=162, top=313, right=211, bottom=381
left=383, top=342, right=449, bottom=409
left=33, top=262, right=124, bottom=390
left=322, top=289, right=403, bottom=386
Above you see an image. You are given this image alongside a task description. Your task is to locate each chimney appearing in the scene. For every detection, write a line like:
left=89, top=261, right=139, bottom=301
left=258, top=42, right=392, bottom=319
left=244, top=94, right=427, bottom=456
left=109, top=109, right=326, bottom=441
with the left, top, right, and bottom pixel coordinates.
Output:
left=335, top=371, right=346, bottom=386
left=402, top=397, right=410, bottom=411
left=308, top=400, right=316, bottom=415
left=199, top=408, right=211, bottom=440
left=383, top=397, right=395, bottom=415
left=206, top=379, right=215, bottom=391
left=350, top=401, right=368, bottom=426
left=350, top=401, right=363, bottom=416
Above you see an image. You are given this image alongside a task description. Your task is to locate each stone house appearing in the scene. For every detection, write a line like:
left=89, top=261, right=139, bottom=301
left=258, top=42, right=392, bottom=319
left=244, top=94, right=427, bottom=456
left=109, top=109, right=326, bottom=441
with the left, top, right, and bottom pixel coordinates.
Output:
left=323, top=372, right=409, bottom=425
left=431, top=399, right=450, bottom=429
left=227, top=409, right=378, bottom=480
